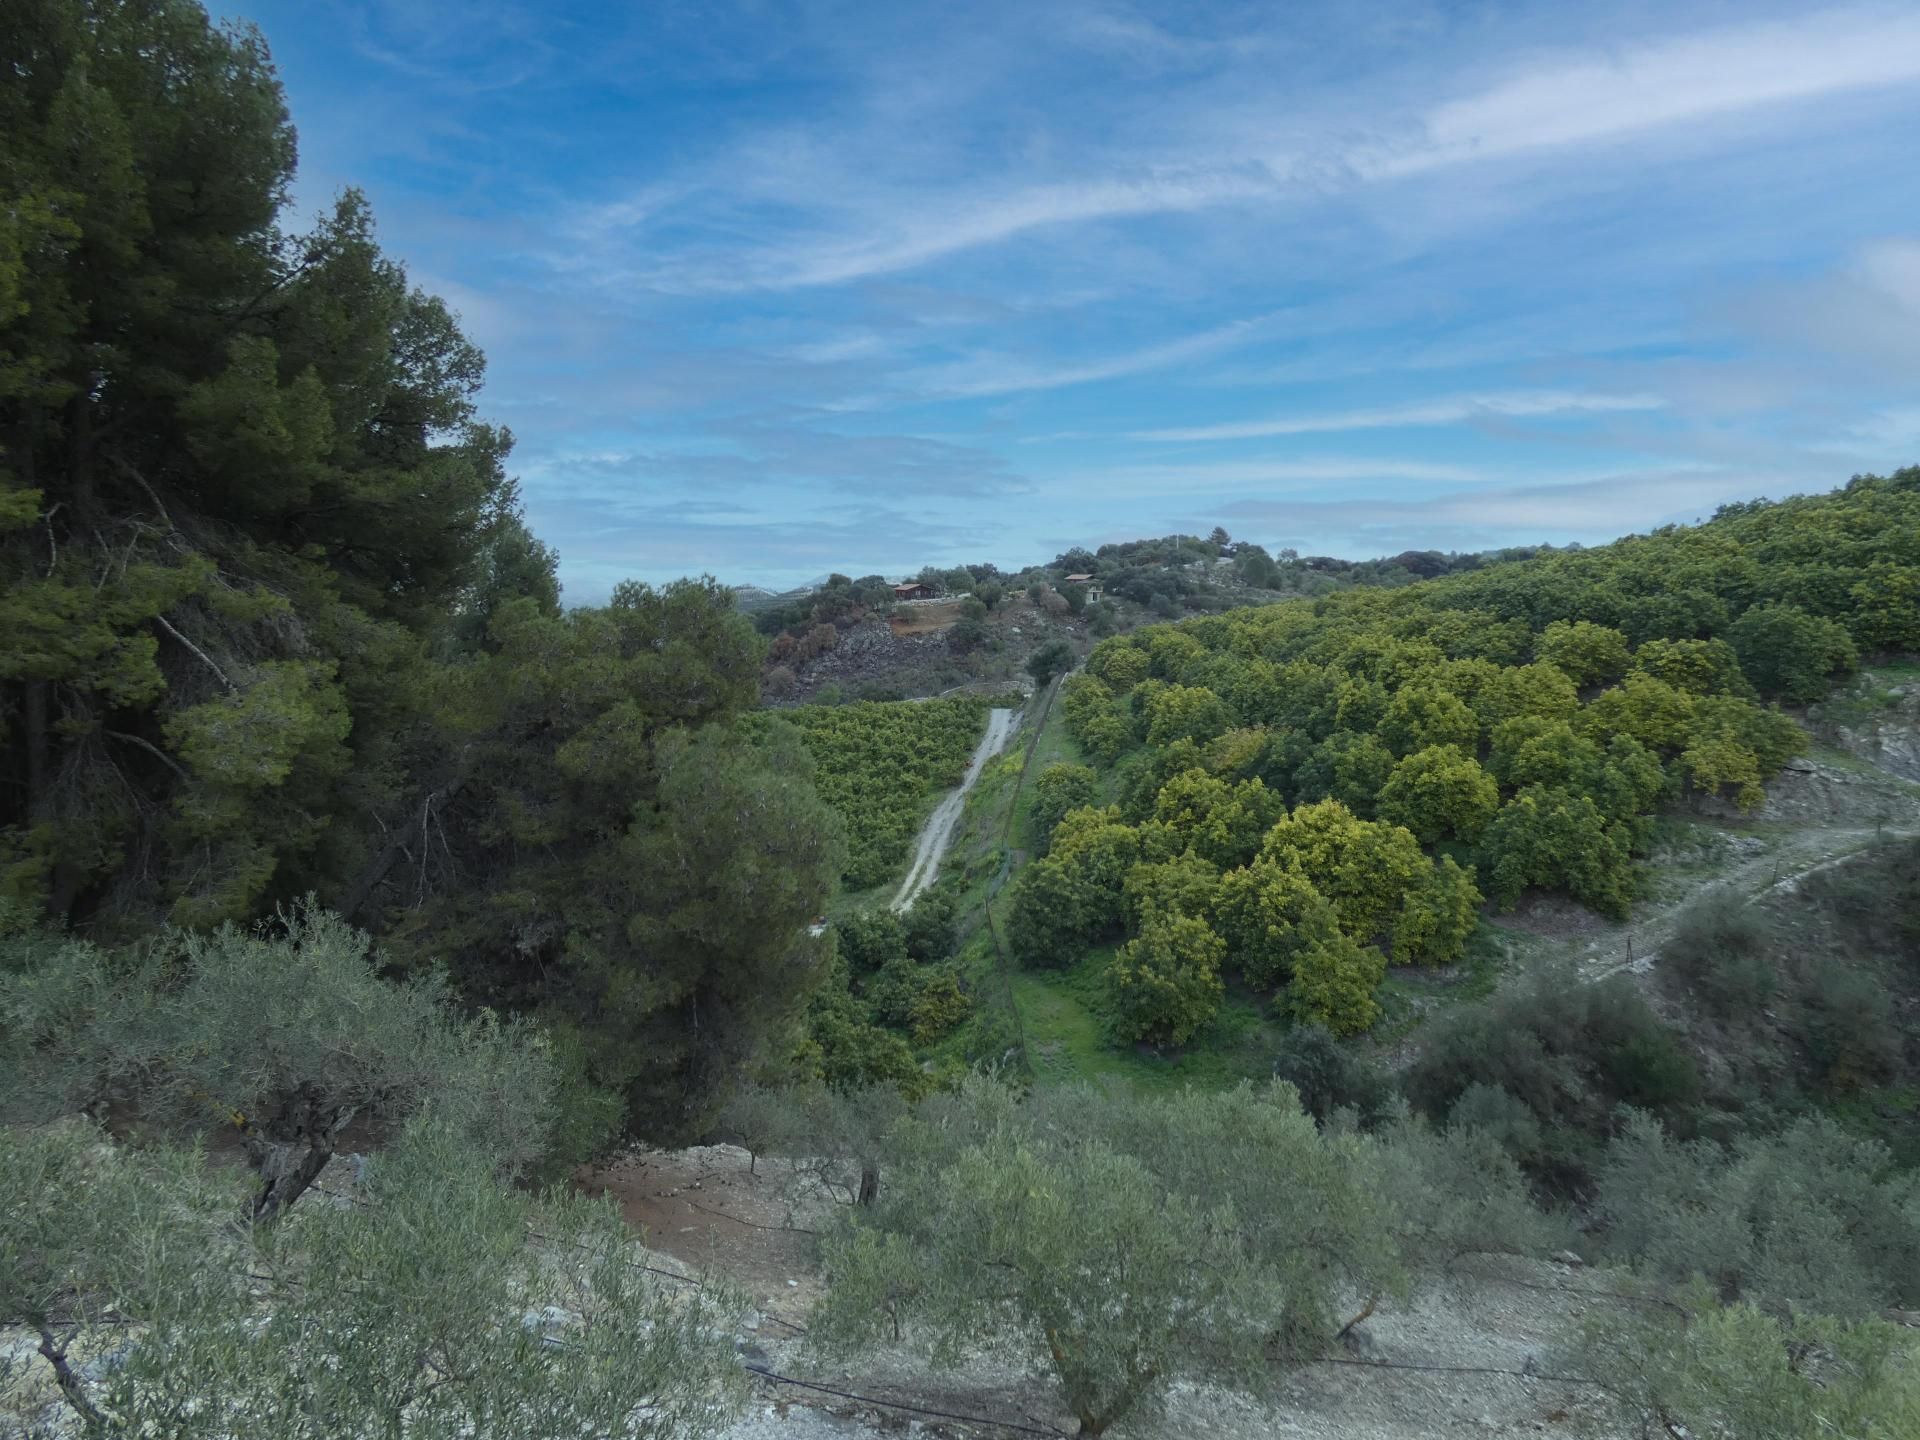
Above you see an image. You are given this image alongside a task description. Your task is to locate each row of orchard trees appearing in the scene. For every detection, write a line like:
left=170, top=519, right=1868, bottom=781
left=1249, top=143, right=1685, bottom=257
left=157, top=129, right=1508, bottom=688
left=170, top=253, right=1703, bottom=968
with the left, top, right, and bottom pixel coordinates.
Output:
left=760, top=698, right=989, bottom=888
left=0, top=0, right=846, bottom=1146
left=1017, top=473, right=1918, bottom=1039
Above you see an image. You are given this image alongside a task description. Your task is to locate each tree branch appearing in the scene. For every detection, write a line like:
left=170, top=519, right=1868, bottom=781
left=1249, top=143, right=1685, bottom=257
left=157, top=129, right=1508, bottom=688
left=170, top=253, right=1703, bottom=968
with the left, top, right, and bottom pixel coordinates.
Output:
left=37, top=1325, right=109, bottom=1432
left=153, top=614, right=236, bottom=694
left=105, top=730, right=191, bottom=783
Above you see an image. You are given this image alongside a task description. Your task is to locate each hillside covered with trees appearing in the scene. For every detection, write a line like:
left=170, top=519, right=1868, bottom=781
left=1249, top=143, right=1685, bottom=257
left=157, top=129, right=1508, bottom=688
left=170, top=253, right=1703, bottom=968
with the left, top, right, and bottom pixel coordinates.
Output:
left=6, top=5, right=1920, bottom=1439
left=1015, top=475, right=1915, bottom=1039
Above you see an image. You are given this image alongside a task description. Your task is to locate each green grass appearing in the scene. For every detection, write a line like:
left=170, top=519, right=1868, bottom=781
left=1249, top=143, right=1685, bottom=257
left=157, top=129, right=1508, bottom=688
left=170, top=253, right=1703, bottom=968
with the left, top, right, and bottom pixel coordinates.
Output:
left=1372, top=919, right=1515, bottom=1044
left=1007, top=684, right=1087, bottom=855
left=1010, top=946, right=1285, bottom=1093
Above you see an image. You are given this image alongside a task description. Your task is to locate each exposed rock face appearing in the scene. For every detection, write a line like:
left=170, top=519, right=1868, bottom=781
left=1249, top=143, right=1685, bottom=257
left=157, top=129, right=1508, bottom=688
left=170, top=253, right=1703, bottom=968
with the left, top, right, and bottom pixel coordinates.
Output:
left=1835, top=682, right=1920, bottom=782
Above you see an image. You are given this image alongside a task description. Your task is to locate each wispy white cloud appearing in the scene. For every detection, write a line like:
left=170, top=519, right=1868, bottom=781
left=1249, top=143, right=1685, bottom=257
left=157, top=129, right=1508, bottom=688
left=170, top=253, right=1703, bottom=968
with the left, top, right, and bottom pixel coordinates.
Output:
left=1046, top=456, right=1491, bottom=499
left=1371, top=7, right=1920, bottom=177
left=910, top=309, right=1286, bottom=398
left=572, top=7, right=1920, bottom=293
left=1214, top=467, right=1759, bottom=548
left=1130, top=390, right=1665, bottom=441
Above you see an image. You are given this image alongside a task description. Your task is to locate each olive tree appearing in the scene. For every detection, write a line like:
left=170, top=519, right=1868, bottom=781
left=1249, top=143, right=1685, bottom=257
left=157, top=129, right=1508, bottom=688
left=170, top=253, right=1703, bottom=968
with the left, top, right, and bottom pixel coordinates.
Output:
left=1573, top=1283, right=1919, bottom=1440
left=808, top=1076, right=1405, bottom=1436
left=1, top=1118, right=745, bottom=1440
left=1, top=902, right=559, bottom=1222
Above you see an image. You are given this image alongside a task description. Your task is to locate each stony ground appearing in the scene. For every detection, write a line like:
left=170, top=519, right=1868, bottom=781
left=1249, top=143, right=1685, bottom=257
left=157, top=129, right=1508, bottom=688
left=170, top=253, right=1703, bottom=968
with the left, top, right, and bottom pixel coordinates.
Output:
left=576, top=1143, right=1632, bottom=1440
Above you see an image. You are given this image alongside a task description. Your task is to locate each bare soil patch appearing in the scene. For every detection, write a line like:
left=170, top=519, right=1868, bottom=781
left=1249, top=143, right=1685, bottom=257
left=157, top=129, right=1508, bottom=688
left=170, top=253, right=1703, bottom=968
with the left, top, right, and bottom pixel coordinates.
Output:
left=578, top=1144, right=827, bottom=1319
left=888, top=601, right=963, bottom=637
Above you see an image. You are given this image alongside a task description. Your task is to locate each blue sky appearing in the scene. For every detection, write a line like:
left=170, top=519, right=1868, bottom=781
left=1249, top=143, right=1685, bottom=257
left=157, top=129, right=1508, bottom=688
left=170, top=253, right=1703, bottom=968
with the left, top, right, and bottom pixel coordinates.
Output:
left=229, top=1, right=1920, bottom=600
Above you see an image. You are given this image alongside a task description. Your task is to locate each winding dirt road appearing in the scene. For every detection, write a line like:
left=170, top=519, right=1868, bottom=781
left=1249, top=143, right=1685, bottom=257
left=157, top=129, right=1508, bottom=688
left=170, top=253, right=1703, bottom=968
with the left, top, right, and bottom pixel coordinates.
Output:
left=889, top=706, right=1021, bottom=912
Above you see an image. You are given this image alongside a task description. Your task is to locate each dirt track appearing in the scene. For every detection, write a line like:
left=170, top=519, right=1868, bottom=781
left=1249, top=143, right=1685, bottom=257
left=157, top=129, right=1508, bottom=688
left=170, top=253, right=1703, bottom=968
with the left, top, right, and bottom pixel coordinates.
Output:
left=889, top=706, right=1020, bottom=912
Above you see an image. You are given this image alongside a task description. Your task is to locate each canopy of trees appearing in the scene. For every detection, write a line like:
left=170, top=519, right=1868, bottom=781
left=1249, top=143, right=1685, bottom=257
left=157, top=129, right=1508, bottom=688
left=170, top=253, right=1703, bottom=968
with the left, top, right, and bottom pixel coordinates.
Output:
left=759, top=698, right=988, bottom=889
left=1026, top=472, right=1916, bottom=1039
left=0, top=0, right=842, bottom=1143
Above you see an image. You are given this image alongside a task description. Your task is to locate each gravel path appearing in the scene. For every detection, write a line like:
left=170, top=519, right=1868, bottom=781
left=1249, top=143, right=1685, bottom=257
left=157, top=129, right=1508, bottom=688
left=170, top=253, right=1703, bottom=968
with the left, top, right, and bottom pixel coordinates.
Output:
left=890, top=707, right=1020, bottom=912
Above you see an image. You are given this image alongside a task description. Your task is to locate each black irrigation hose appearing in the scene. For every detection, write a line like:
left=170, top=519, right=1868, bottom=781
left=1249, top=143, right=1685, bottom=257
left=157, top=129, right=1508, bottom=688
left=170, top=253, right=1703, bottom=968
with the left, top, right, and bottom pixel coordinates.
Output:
left=742, top=1364, right=1066, bottom=1436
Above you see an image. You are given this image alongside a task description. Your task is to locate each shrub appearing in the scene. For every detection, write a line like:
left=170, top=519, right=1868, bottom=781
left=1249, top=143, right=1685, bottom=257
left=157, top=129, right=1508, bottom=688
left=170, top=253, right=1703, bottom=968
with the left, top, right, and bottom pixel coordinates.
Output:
left=0, top=1119, right=746, bottom=1440
left=1595, top=1111, right=1920, bottom=1315
left=1271, top=1023, right=1392, bottom=1123
left=1728, top=602, right=1858, bottom=702
left=901, top=889, right=958, bottom=962
left=809, top=1076, right=1405, bottom=1438
left=1794, top=968, right=1901, bottom=1092
left=1026, top=638, right=1075, bottom=686
left=1663, top=892, right=1777, bottom=1019
left=1405, top=972, right=1698, bottom=1188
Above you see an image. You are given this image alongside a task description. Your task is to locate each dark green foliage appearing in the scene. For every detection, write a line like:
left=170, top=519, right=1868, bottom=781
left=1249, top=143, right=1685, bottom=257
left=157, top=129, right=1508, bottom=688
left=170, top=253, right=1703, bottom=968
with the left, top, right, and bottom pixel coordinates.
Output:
left=1729, top=602, right=1859, bottom=701
left=773, top=698, right=990, bottom=888
left=835, top=906, right=908, bottom=975
left=1664, top=892, right=1778, bottom=1019
left=1, top=2, right=519, bottom=929
left=1405, top=972, right=1699, bottom=1188
left=793, top=956, right=925, bottom=1095
left=0, top=4, right=854, bottom=1148
left=1270, top=1023, right=1392, bottom=1123
left=811, top=896, right=967, bottom=1061
left=389, top=585, right=843, bottom=1143
left=1026, top=637, right=1075, bottom=686
left=901, top=889, right=958, bottom=962
left=1029, top=762, right=1099, bottom=853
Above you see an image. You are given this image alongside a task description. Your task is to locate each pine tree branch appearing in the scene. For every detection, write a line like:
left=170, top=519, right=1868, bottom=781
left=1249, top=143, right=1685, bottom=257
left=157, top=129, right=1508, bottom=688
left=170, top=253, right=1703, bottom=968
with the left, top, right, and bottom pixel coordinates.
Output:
left=105, top=730, right=191, bottom=783
left=152, top=614, right=236, bottom=694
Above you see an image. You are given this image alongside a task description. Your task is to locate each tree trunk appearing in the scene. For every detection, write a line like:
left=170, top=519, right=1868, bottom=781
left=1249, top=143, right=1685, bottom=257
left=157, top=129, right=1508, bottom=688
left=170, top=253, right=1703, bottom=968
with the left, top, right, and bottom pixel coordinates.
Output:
left=338, top=775, right=465, bottom=921
left=250, top=1136, right=336, bottom=1224
left=37, top=1326, right=108, bottom=1432
left=244, top=1087, right=348, bottom=1224
left=857, top=1165, right=878, bottom=1206
left=24, top=680, right=49, bottom=820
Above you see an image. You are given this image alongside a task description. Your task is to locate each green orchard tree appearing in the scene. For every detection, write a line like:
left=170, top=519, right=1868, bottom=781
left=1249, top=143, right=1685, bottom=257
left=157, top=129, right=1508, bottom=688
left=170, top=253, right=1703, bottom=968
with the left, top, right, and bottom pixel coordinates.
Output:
left=1728, top=602, right=1859, bottom=702
left=1376, top=744, right=1500, bottom=844
left=1285, top=923, right=1386, bottom=1036
left=1212, top=860, right=1336, bottom=990
left=1537, top=620, right=1632, bottom=686
left=1479, top=785, right=1636, bottom=918
left=1259, top=799, right=1430, bottom=944
left=1105, top=910, right=1226, bottom=1045
left=1030, top=762, right=1099, bottom=853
